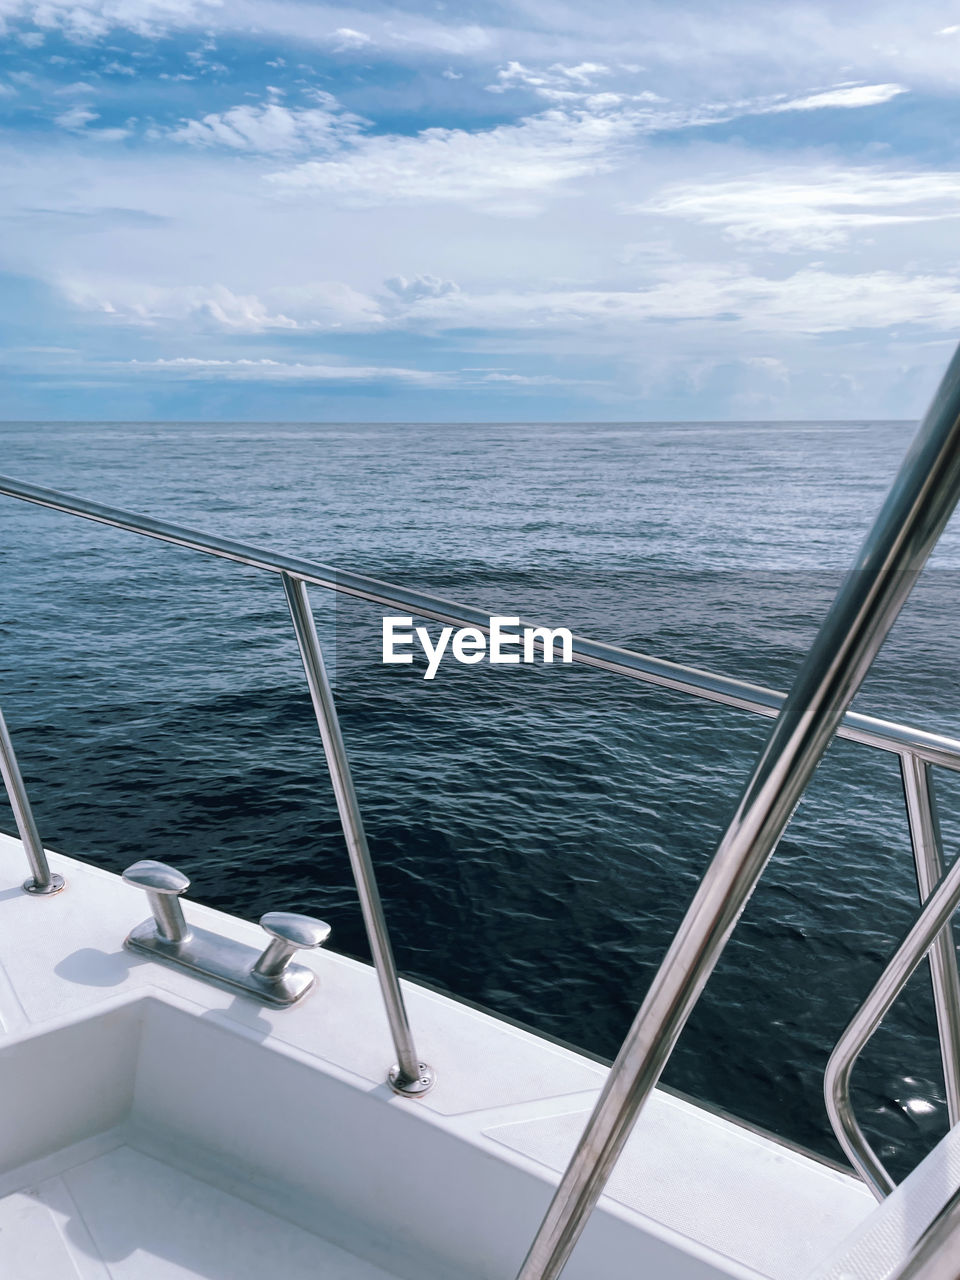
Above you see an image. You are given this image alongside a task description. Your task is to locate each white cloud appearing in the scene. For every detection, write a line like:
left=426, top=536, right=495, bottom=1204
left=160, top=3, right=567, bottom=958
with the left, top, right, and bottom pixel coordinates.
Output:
left=384, top=266, right=960, bottom=336
left=53, top=80, right=96, bottom=95
left=555, top=62, right=611, bottom=85
left=54, top=104, right=99, bottom=129
left=161, top=97, right=365, bottom=153
left=58, top=243, right=960, bottom=349
left=486, top=61, right=904, bottom=119
left=268, top=106, right=638, bottom=213
left=384, top=274, right=459, bottom=302
left=769, top=82, right=906, bottom=111
left=130, top=356, right=450, bottom=384
left=50, top=102, right=131, bottom=140
left=64, top=281, right=301, bottom=331
left=487, top=59, right=617, bottom=103
left=63, top=278, right=384, bottom=331
left=639, top=166, right=960, bottom=249
left=0, top=1, right=953, bottom=104
left=267, top=280, right=384, bottom=327
left=742, top=355, right=789, bottom=383
left=265, top=77, right=908, bottom=215
left=0, top=1, right=492, bottom=56
left=1, top=0, right=221, bottom=41
left=331, top=26, right=372, bottom=50
left=584, top=92, right=626, bottom=110
left=737, top=267, right=960, bottom=332
left=2, top=2, right=957, bottom=421
left=381, top=18, right=488, bottom=56
left=126, top=356, right=576, bottom=388
left=478, top=371, right=571, bottom=384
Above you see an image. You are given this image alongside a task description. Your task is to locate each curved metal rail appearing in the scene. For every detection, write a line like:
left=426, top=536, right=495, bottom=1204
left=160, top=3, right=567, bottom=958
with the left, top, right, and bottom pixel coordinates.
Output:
left=825, top=823, right=960, bottom=1198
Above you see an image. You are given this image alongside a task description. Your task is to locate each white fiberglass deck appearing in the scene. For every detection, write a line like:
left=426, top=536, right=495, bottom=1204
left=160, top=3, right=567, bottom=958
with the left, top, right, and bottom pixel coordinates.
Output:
left=0, top=833, right=877, bottom=1280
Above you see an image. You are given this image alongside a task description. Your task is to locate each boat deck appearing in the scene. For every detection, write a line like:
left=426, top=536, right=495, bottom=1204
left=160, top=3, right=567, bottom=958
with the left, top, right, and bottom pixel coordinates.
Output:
left=0, top=833, right=875, bottom=1280
left=1, top=1140, right=401, bottom=1280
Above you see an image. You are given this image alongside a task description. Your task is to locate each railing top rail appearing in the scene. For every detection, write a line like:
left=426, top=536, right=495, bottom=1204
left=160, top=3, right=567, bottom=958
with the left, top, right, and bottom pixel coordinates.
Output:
left=1, top=471, right=958, bottom=772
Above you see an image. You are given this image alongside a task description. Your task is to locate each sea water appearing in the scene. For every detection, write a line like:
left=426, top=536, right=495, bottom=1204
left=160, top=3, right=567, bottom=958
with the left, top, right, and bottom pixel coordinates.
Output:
left=2, top=418, right=959, bottom=1178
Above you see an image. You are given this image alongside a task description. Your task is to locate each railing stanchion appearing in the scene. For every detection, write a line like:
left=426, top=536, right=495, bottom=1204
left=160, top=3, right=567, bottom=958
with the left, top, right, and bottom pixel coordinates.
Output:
left=281, top=571, right=434, bottom=1096
left=0, top=705, right=64, bottom=895
left=901, top=751, right=960, bottom=1126
left=514, top=343, right=960, bottom=1279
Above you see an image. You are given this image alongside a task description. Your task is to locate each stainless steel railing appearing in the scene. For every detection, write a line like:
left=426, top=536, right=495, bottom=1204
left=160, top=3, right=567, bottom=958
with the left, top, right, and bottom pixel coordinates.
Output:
left=900, top=755, right=960, bottom=1128
left=825, top=794, right=960, bottom=1198
left=1, top=342, right=960, bottom=1273
left=280, top=571, right=433, bottom=1094
left=0, top=706, right=64, bottom=896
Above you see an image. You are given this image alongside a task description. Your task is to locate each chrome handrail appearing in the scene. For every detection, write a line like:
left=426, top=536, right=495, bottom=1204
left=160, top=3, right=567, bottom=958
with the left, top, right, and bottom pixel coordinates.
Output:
left=514, top=342, right=960, bottom=1278
left=0, top=706, right=64, bottom=895
left=825, top=805, right=960, bottom=1198
left=900, top=753, right=960, bottom=1128
left=280, top=571, right=433, bottom=1094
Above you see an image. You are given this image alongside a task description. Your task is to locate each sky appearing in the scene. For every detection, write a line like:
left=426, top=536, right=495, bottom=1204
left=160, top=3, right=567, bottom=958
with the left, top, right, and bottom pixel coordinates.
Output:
left=1, top=0, right=960, bottom=421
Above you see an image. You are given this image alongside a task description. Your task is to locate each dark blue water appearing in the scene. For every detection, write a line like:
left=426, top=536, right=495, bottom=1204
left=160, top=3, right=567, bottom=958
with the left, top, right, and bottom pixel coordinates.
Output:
left=2, top=419, right=960, bottom=1179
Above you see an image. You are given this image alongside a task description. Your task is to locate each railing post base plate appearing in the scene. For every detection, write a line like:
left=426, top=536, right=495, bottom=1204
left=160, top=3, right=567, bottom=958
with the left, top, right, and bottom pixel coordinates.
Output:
left=23, top=873, right=65, bottom=896
left=389, top=1062, right=436, bottom=1097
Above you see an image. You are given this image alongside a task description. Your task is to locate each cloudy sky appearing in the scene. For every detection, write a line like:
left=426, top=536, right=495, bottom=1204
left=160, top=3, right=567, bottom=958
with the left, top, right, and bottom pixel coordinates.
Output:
left=1, top=0, right=959, bottom=420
